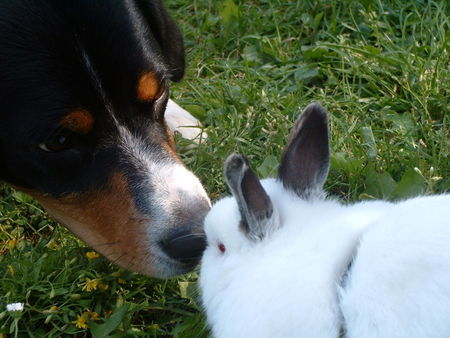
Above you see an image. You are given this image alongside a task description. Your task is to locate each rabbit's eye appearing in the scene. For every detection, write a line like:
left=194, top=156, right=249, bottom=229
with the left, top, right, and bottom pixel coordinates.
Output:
left=218, top=243, right=226, bottom=253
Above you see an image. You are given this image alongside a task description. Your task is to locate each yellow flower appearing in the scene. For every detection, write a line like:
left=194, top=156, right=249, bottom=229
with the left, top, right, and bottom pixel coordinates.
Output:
left=49, top=306, right=58, bottom=312
left=85, top=251, right=99, bottom=260
left=85, top=309, right=100, bottom=321
left=74, top=314, right=88, bottom=329
left=7, top=264, right=15, bottom=276
left=118, top=278, right=126, bottom=284
left=46, top=239, right=59, bottom=250
left=99, top=283, right=110, bottom=291
left=82, top=277, right=99, bottom=292
left=210, top=192, right=220, bottom=200
left=8, top=239, right=17, bottom=250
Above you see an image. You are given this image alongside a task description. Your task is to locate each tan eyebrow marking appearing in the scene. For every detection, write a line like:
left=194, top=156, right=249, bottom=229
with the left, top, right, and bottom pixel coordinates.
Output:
left=61, top=110, right=94, bottom=134
left=137, top=72, right=162, bottom=102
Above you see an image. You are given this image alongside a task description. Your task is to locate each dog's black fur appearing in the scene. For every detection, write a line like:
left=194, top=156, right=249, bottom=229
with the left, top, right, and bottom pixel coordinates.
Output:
left=0, top=0, right=210, bottom=277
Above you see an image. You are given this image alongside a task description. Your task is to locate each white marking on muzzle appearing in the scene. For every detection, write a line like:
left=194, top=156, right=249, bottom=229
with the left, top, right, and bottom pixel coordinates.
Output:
left=117, top=124, right=210, bottom=227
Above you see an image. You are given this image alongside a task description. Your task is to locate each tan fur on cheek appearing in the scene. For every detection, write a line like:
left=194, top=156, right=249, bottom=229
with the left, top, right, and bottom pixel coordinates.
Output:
left=25, top=173, right=156, bottom=275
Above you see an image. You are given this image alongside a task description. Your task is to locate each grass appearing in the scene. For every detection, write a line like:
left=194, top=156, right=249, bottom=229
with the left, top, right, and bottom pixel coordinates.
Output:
left=1, top=0, right=449, bottom=336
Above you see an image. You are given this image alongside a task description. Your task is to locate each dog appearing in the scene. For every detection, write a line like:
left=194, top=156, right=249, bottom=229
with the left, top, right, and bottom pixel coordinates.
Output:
left=0, top=0, right=211, bottom=278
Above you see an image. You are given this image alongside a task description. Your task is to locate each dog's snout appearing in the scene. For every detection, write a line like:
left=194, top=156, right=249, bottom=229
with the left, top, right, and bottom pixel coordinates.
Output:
left=161, top=231, right=207, bottom=264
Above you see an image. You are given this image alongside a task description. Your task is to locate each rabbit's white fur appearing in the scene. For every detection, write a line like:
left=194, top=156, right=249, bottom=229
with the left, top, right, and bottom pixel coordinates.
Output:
left=200, top=103, right=450, bottom=337
left=201, top=180, right=450, bottom=338
left=340, top=193, right=450, bottom=338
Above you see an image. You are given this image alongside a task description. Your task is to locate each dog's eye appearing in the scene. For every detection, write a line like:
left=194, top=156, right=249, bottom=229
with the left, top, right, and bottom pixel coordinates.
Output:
left=39, top=129, right=73, bottom=152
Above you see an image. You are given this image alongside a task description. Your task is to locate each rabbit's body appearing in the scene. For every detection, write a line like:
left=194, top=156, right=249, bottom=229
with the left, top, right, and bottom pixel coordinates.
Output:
left=200, top=103, right=450, bottom=338
left=201, top=179, right=387, bottom=338
left=202, top=180, right=450, bottom=338
left=340, top=193, right=450, bottom=338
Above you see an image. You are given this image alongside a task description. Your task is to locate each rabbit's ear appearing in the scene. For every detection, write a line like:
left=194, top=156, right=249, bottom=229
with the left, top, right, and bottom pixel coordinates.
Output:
left=278, top=102, right=329, bottom=199
left=224, top=153, right=278, bottom=241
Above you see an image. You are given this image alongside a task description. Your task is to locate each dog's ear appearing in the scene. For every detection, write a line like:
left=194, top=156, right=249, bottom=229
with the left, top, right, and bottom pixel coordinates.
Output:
left=134, top=0, right=185, bottom=82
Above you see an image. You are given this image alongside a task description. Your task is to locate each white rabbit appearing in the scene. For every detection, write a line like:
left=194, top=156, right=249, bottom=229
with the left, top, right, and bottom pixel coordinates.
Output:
left=200, top=102, right=450, bottom=338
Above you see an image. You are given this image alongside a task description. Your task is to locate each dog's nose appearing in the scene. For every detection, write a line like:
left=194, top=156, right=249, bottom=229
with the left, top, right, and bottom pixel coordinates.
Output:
left=161, top=231, right=207, bottom=264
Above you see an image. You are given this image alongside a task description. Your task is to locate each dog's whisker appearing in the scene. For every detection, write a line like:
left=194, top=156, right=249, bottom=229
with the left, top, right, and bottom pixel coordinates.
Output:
left=89, top=240, right=122, bottom=248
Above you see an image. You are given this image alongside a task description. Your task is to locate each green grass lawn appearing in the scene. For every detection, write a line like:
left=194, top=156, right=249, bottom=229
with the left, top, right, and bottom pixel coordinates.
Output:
left=1, top=0, right=449, bottom=336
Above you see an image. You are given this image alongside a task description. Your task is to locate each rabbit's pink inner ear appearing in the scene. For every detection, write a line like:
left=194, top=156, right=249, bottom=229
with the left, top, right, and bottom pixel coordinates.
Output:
left=278, top=102, right=330, bottom=199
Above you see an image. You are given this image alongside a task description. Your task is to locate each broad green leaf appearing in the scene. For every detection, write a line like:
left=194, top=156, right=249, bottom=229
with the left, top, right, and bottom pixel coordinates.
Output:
left=172, top=313, right=209, bottom=338
left=89, top=322, right=104, bottom=337
left=302, top=46, right=329, bottom=60
left=382, top=112, right=417, bottom=135
left=242, top=44, right=261, bottom=63
left=330, top=152, right=362, bottom=174
left=220, top=0, right=239, bottom=34
left=242, top=43, right=279, bottom=65
left=360, top=126, right=377, bottom=160
left=365, top=169, right=397, bottom=199
left=313, top=12, right=324, bottom=31
left=89, top=303, right=130, bottom=338
left=294, top=65, right=319, bottom=83
left=391, top=168, right=426, bottom=200
left=178, top=281, right=190, bottom=298
left=184, top=105, right=207, bottom=122
left=300, top=13, right=311, bottom=25
left=363, top=45, right=381, bottom=55
left=12, top=191, right=33, bottom=203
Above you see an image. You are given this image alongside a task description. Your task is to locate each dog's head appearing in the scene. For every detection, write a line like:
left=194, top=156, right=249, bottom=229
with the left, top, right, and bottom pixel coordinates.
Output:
left=0, top=0, right=210, bottom=277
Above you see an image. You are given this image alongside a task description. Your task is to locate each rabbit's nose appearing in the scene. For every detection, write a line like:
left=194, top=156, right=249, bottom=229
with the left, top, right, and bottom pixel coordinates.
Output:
left=161, top=231, right=207, bottom=264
